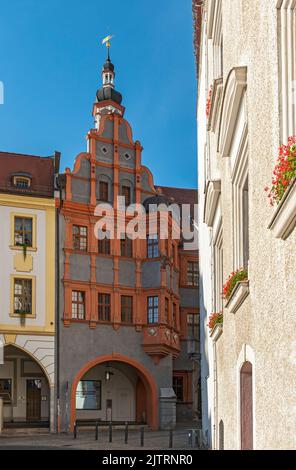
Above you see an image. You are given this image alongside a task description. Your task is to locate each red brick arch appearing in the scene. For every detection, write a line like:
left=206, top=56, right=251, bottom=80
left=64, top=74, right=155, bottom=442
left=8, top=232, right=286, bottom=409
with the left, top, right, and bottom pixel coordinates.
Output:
left=70, top=353, right=158, bottom=430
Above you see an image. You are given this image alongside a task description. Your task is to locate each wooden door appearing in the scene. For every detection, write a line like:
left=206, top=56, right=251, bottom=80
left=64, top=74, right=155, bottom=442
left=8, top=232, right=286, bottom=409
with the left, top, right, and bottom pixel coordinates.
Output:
left=26, top=379, right=41, bottom=421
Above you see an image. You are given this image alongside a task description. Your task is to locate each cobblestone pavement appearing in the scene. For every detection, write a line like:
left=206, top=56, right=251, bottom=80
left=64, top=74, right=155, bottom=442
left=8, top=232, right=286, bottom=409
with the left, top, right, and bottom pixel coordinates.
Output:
left=0, top=425, right=201, bottom=450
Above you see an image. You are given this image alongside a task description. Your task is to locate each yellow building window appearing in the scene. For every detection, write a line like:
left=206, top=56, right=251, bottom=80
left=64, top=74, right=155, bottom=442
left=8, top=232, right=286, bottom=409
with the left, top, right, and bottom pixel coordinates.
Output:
left=10, top=213, right=37, bottom=250
left=10, top=275, right=36, bottom=317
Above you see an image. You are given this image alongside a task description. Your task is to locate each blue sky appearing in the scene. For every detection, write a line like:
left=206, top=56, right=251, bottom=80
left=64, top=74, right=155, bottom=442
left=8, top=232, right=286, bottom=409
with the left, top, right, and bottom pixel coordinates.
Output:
left=0, top=0, right=197, bottom=188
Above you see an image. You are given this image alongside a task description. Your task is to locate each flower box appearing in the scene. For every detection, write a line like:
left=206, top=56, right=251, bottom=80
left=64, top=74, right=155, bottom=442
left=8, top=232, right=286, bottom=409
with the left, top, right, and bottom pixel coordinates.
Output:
left=210, top=323, right=223, bottom=342
left=225, top=280, right=249, bottom=314
left=268, top=177, right=296, bottom=240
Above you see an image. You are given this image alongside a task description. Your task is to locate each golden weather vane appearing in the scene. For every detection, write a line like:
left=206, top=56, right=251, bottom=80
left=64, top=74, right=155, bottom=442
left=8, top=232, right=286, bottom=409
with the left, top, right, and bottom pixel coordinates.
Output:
left=102, top=34, right=114, bottom=58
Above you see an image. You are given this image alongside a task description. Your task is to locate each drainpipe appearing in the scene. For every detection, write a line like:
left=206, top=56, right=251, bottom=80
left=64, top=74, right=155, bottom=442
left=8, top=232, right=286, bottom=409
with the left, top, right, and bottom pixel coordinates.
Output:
left=54, top=151, right=62, bottom=433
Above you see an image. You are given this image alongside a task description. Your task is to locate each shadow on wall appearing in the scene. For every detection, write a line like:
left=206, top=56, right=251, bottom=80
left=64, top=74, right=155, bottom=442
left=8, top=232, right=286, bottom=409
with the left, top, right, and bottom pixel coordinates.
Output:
left=199, top=273, right=212, bottom=449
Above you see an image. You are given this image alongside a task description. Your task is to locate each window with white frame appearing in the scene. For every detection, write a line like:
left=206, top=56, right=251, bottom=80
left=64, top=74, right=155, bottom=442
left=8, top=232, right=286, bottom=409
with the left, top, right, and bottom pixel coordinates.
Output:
left=208, top=0, right=223, bottom=80
left=213, top=223, right=223, bottom=313
left=278, top=0, right=296, bottom=142
left=232, top=135, right=249, bottom=271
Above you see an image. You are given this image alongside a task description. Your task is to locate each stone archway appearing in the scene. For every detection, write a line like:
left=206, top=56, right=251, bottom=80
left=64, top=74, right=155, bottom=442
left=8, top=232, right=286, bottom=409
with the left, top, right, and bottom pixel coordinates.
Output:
left=70, top=353, right=158, bottom=430
left=0, top=345, right=51, bottom=429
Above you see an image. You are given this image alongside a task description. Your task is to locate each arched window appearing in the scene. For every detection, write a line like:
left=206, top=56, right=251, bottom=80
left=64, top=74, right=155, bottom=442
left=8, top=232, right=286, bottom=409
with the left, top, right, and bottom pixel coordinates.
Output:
left=219, top=419, right=224, bottom=450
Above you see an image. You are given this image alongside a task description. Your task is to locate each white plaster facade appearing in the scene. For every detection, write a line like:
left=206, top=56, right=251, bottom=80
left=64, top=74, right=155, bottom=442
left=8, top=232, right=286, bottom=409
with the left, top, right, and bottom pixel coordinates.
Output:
left=196, top=0, right=296, bottom=450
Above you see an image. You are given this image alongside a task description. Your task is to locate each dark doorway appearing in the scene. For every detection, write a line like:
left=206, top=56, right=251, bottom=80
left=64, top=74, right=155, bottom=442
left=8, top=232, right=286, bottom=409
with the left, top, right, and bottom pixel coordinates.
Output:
left=240, top=362, right=253, bottom=450
left=26, top=379, right=41, bottom=421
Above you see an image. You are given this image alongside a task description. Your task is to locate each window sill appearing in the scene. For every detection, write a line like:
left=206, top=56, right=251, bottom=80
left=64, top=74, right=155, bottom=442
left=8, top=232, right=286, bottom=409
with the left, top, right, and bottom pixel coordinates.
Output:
left=9, top=246, right=37, bottom=252
left=268, top=177, right=296, bottom=240
left=210, top=323, right=223, bottom=341
left=10, top=313, right=36, bottom=319
left=225, top=280, right=249, bottom=314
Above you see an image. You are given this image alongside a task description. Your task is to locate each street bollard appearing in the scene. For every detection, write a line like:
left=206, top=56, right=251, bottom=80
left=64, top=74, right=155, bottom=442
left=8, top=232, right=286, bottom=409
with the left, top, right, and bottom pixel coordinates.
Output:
left=74, top=421, right=77, bottom=439
left=140, top=426, right=144, bottom=447
left=169, top=429, right=173, bottom=448
left=188, top=429, right=196, bottom=448
left=95, top=421, right=99, bottom=441
left=124, top=421, right=128, bottom=444
left=109, top=421, right=113, bottom=443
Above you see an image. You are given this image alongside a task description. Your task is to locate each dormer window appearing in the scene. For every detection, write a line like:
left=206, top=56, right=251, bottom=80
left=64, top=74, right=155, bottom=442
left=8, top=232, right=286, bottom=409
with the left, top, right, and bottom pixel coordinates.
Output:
left=13, top=176, right=31, bottom=189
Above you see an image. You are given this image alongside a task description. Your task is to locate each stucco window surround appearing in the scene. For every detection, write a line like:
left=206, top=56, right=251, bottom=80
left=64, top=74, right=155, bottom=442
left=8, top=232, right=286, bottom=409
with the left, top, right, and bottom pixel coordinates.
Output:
left=10, top=213, right=37, bottom=252
left=213, top=221, right=223, bottom=314
left=217, top=67, right=247, bottom=158
left=204, top=179, right=221, bottom=227
left=231, top=124, right=249, bottom=271
left=268, top=176, right=296, bottom=239
left=10, top=274, right=36, bottom=319
left=207, top=78, right=223, bottom=132
left=236, top=345, right=256, bottom=450
left=277, top=0, right=296, bottom=143
left=207, top=0, right=223, bottom=81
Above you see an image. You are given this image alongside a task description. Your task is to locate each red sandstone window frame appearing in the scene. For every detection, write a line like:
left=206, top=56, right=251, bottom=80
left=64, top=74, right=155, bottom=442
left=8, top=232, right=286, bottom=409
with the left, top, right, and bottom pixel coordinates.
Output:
left=164, top=297, right=169, bottom=324
left=121, top=295, right=133, bottom=324
left=173, top=372, right=192, bottom=403
left=71, top=291, right=86, bottom=320
left=99, top=181, right=109, bottom=202
left=122, top=185, right=131, bottom=206
left=98, top=293, right=111, bottom=322
left=147, top=296, right=159, bottom=324
left=98, top=234, right=111, bottom=255
left=120, top=237, right=133, bottom=258
left=72, top=225, right=88, bottom=252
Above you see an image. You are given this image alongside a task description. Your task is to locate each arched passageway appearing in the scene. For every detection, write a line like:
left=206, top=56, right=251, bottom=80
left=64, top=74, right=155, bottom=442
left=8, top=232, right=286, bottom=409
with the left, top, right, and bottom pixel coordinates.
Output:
left=70, top=354, right=158, bottom=430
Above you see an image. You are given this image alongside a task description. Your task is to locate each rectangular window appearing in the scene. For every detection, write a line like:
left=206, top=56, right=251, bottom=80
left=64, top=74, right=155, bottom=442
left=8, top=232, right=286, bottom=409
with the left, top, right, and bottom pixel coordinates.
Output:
left=172, top=303, right=177, bottom=328
left=72, top=291, right=85, bottom=320
left=76, top=380, right=101, bottom=410
left=147, top=296, right=158, bottom=324
left=165, top=298, right=169, bottom=324
left=147, top=235, right=159, bottom=258
left=98, top=232, right=111, bottom=255
left=0, top=379, right=12, bottom=404
left=120, top=237, right=133, bottom=257
left=73, top=225, right=88, bottom=251
left=187, top=261, right=198, bottom=287
left=121, top=295, right=133, bottom=323
left=173, top=376, right=184, bottom=402
left=122, top=186, right=131, bottom=206
left=99, top=181, right=109, bottom=202
left=187, top=313, right=200, bottom=355
left=278, top=1, right=296, bottom=141
left=14, top=278, right=32, bottom=314
left=14, top=217, right=33, bottom=247
left=98, top=293, right=111, bottom=322
left=214, top=223, right=223, bottom=312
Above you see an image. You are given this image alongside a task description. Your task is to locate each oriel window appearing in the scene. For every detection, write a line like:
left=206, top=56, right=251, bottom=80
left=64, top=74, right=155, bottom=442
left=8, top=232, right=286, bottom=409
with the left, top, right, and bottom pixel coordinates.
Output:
left=147, top=235, right=159, bottom=258
left=71, top=291, right=85, bottom=320
left=147, top=296, right=158, bottom=324
left=98, top=293, right=111, bottom=322
left=73, top=225, right=88, bottom=251
left=14, top=279, right=32, bottom=314
left=121, top=296, right=133, bottom=324
left=14, top=217, right=33, bottom=247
